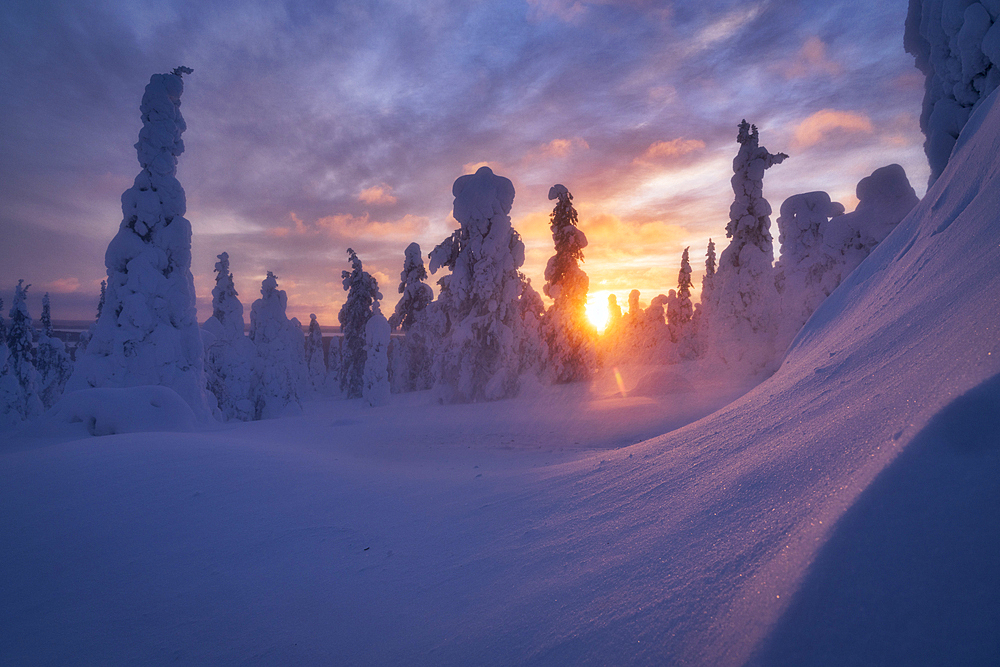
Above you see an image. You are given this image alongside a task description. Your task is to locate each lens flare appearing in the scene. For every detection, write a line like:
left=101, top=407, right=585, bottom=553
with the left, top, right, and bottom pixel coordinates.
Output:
left=613, top=366, right=627, bottom=398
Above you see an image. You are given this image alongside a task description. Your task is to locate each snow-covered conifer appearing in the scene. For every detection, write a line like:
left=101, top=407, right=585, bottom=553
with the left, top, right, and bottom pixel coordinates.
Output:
left=388, top=243, right=434, bottom=393
left=202, top=252, right=254, bottom=421
left=35, top=293, right=73, bottom=409
left=541, top=184, right=596, bottom=383
left=339, top=249, right=381, bottom=399
left=65, top=67, right=212, bottom=419
left=2, top=281, right=43, bottom=421
left=905, top=0, right=1000, bottom=184
left=363, top=304, right=391, bottom=407
left=248, top=271, right=307, bottom=419
left=305, top=314, right=327, bottom=392
left=707, top=120, right=787, bottom=374
left=427, top=166, right=541, bottom=402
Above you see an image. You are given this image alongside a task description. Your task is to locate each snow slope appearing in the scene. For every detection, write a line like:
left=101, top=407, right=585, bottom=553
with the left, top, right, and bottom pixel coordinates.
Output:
left=3, top=94, right=999, bottom=667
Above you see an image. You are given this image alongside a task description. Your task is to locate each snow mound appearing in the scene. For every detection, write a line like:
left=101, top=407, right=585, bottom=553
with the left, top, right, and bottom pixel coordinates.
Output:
left=42, top=386, right=196, bottom=436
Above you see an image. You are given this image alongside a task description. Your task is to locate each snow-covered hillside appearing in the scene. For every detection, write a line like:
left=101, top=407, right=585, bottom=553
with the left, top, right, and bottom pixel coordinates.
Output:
left=3, top=80, right=1000, bottom=667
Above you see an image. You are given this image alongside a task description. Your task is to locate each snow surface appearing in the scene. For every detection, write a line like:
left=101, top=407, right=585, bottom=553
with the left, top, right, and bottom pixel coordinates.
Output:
left=3, top=85, right=1000, bottom=667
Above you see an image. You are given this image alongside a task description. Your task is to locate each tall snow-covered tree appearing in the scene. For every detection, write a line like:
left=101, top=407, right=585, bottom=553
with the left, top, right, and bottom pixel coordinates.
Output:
left=202, top=252, right=254, bottom=421
left=541, top=184, right=595, bottom=383
left=427, top=166, right=542, bottom=402
left=35, top=293, right=73, bottom=409
left=905, top=0, right=1000, bottom=184
left=305, top=314, right=327, bottom=392
left=677, top=247, right=694, bottom=324
left=389, top=243, right=434, bottom=393
left=65, top=67, right=212, bottom=419
left=707, top=120, right=787, bottom=374
left=363, top=304, right=391, bottom=407
left=3, top=281, right=43, bottom=421
left=339, top=248, right=381, bottom=399
left=249, top=271, right=307, bottom=419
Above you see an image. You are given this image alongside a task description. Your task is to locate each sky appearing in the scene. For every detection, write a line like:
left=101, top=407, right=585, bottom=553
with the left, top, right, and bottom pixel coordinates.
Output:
left=0, top=0, right=929, bottom=325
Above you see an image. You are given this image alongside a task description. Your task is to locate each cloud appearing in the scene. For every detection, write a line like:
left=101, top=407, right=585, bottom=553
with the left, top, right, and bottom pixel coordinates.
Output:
left=782, top=36, right=842, bottom=79
left=793, top=110, right=874, bottom=148
left=358, top=184, right=398, bottom=205
left=635, top=138, right=706, bottom=164
left=537, top=137, right=590, bottom=158
left=45, top=277, right=81, bottom=293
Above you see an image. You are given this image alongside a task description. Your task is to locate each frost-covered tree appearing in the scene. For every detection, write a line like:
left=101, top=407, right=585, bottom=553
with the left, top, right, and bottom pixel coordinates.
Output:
left=248, top=272, right=307, bottom=419
left=65, top=67, right=212, bottom=419
left=305, top=314, right=327, bottom=392
left=906, top=0, right=1000, bottom=184
left=35, top=293, right=73, bottom=409
left=77, top=280, right=106, bottom=355
left=339, top=248, right=381, bottom=399
left=3, top=281, right=43, bottom=421
left=427, top=166, right=542, bottom=402
left=326, top=335, right=343, bottom=395
left=202, top=252, right=254, bottom=421
left=389, top=243, right=434, bottom=393
left=541, top=184, right=595, bottom=383
left=363, top=304, right=391, bottom=407
left=677, top=248, right=694, bottom=324
left=773, top=191, right=847, bottom=349
left=707, top=120, right=787, bottom=374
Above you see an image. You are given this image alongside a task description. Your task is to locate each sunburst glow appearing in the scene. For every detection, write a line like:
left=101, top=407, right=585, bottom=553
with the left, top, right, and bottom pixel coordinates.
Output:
left=586, top=296, right=610, bottom=334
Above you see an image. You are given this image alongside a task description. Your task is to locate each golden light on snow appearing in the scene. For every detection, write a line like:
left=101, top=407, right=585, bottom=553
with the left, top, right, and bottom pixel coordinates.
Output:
left=586, top=294, right=610, bottom=334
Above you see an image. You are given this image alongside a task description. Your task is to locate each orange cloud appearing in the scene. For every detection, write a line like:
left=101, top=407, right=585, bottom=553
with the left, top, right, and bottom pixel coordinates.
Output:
left=783, top=36, right=842, bottom=79
left=266, top=211, right=430, bottom=241
left=45, top=277, right=81, bottom=293
left=635, top=138, right=706, bottom=164
left=358, top=184, right=398, bottom=205
left=538, top=137, right=589, bottom=158
left=793, top=109, right=873, bottom=148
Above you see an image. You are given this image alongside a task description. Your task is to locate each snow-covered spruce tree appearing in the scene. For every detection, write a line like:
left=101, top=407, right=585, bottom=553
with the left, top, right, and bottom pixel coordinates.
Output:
left=3, top=281, right=43, bottom=421
left=77, top=280, right=106, bottom=356
left=339, top=248, right=381, bottom=399
left=202, top=252, right=254, bottom=421
left=772, top=191, right=847, bottom=351
left=707, top=120, right=787, bottom=375
left=388, top=243, right=434, bottom=393
left=305, top=314, right=327, bottom=392
left=427, top=166, right=542, bottom=402
left=326, top=335, right=343, bottom=395
left=248, top=271, right=307, bottom=419
left=0, top=299, right=24, bottom=429
left=363, top=303, right=391, bottom=407
left=65, top=67, right=212, bottom=419
left=35, top=293, right=73, bottom=409
left=905, top=0, right=1000, bottom=185
left=541, top=184, right=596, bottom=383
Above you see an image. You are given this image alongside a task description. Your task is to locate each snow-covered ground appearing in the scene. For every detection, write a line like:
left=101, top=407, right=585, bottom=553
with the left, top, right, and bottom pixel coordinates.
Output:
left=3, top=79, right=1000, bottom=667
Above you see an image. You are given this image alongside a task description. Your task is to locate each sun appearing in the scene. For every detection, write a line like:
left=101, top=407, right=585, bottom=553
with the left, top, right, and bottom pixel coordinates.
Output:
left=586, top=296, right=610, bottom=334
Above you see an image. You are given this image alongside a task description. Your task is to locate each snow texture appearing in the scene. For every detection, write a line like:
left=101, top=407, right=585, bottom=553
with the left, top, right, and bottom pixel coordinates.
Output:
left=37, top=385, right=197, bottom=437
left=248, top=272, right=306, bottom=419
left=362, top=305, right=391, bottom=407
left=541, top=184, right=596, bottom=383
left=707, top=120, right=787, bottom=375
left=428, top=166, right=541, bottom=402
left=3, top=82, right=1000, bottom=663
left=64, top=68, right=211, bottom=421
left=202, top=252, right=254, bottom=421
left=906, top=0, right=1000, bottom=184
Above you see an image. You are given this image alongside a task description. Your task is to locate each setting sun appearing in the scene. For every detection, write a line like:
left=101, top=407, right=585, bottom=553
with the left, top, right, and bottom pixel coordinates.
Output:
left=586, top=294, right=610, bottom=334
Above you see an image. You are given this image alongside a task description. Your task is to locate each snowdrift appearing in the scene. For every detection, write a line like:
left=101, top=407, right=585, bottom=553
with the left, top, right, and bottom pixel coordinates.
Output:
left=2, top=96, right=999, bottom=667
